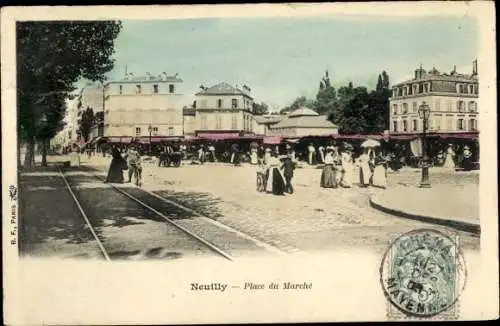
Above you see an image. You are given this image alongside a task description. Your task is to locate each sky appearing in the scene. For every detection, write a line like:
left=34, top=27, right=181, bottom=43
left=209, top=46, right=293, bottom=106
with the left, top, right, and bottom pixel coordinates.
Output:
left=87, top=15, right=478, bottom=110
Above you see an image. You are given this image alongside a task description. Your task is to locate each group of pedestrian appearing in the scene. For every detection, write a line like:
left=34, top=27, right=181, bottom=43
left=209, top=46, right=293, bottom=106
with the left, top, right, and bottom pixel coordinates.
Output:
left=105, top=145, right=142, bottom=185
left=261, top=151, right=296, bottom=196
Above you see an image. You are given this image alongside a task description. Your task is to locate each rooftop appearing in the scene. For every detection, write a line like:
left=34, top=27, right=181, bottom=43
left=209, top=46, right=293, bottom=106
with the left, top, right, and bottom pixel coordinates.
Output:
left=195, top=82, right=253, bottom=99
left=393, top=63, right=478, bottom=87
left=105, top=72, right=183, bottom=84
left=255, top=114, right=285, bottom=124
left=288, top=106, right=320, bottom=117
left=272, top=114, right=337, bottom=129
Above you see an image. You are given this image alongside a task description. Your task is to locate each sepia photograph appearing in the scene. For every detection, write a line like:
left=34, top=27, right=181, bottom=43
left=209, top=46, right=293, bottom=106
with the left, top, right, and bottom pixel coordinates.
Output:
left=2, top=2, right=498, bottom=324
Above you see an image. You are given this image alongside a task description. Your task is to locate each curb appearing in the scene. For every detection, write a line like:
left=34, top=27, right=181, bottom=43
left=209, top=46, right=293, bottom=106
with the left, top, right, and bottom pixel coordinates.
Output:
left=369, top=195, right=480, bottom=235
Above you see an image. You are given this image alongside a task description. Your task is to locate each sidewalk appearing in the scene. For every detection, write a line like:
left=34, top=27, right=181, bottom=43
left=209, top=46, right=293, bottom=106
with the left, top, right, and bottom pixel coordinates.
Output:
left=369, top=184, right=480, bottom=234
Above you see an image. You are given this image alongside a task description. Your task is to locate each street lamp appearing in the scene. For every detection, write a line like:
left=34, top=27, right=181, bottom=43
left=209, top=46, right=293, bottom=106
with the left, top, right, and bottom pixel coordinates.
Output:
left=148, top=124, right=153, bottom=155
left=418, top=102, right=431, bottom=188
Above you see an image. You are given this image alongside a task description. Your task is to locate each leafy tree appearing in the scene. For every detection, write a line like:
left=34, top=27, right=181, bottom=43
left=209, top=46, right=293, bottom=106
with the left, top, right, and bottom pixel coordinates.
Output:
left=252, top=102, right=269, bottom=115
left=78, top=107, right=96, bottom=143
left=17, top=20, right=122, bottom=167
left=280, top=96, right=316, bottom=114
left=315, top=70, right=341, bottom=119
left=337, top=86, right=371, bottom=133
left=367, top=71, right=391, bottom=132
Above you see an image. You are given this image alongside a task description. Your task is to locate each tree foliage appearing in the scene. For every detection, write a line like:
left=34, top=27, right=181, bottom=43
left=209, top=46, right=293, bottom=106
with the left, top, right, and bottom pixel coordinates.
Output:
left=17, top=20, right=122, bottom=166
left=252, top=102, right=269, bottom=115
left=78, top=107, right=96, bottom=143
left=281, top=70, right=392, bottom=133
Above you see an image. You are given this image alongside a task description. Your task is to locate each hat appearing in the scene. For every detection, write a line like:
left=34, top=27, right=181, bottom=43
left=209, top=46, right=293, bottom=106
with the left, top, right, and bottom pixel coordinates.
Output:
left=464, top=145, right=470, bottom=150
left=326, top=146, right=334, bottom=152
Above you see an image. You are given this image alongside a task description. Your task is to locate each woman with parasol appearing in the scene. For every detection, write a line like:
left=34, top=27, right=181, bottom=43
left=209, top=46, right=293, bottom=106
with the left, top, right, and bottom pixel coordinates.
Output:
left=357, top=139, right=379, bottom=187
left=340, top=142, right=355, bottom=188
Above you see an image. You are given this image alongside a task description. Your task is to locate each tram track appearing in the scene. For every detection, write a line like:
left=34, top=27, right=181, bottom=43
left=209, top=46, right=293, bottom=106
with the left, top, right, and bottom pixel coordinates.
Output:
left=58, top=167, right=236, bottom=261
left=59, top=165, right=286, bottom=261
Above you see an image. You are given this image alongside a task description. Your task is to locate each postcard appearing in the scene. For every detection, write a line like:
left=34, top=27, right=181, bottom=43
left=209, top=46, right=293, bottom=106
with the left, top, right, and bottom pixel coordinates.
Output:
left=2, top=2, right=498, bottom=324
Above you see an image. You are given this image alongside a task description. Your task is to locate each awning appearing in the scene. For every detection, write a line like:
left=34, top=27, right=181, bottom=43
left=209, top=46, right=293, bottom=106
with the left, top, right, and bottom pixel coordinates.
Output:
left=107, top=137, right=133, bottom=144
left=198, top=132, right=240, bottom=140
left=263, top=136, right=282, bottom=144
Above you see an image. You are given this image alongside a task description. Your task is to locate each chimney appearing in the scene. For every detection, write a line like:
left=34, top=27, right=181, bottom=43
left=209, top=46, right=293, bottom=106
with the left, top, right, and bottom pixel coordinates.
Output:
left=162, top=72, right=167, bottom=80
left=472, top=59, right=478, bottom=75
left=146, top=72, right=151, bottom=78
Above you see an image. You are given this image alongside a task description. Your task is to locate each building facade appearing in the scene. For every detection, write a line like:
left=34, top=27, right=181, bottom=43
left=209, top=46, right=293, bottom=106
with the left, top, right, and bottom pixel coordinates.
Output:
left=389, top=61, right=479, bottom=134
left=191, top=82, right=256, bottom=136
left=268, top=107, right=338, bottom=137
left=253, top=114, right=285, bottom=136
left=103, top=72, right=184, bottom=138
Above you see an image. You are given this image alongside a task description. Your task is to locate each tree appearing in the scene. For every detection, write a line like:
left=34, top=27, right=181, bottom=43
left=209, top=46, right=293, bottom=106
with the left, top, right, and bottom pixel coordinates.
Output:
left=280, top=96, right=316, bottom=114
left=315, top=70, right=340, bottom=118
left=78, top=107, right=96, bottom=143
left=252, top=102, right=269, bottom=115
left=17, top=21, right=122, bottom=167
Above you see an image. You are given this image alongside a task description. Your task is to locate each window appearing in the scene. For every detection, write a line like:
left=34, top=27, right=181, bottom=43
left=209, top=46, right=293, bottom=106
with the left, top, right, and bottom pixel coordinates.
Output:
left=169, top=84, right=175, bottom=93
left=428, top=119, right=433, bottom=130
left=412, top=119, right=418, bottom=131
left=457, top=119, right=465, bottom=130
left=458, top=84, right=464, bottom=93
left=168, top=127, right=174, bottom=136
left=412, top=102, right=417, bottom=113
left=231, top=115, right=237, bottom=129
left=469, top=119, right=476, bottom=131
left=447, top=100, right=452, bottom=112
left=215, top=115, right=222, bottom=129
left=392, top=104, right=398, bottom=115
left=119, top=85, right=123, bottom=95
left=447, top=118, right=453, bottom=131
left=201, top=116, right=207, bottom=129
left=402, top=120, right=408, bottom=132
left=424, top=83, right=429, bottom=93
left=457, top=101, right=465, bottom=113
left=135, top=127, right=141, bottom=136
left=435, top=99, right=441, bottom=111
left=402, top=103, right=408, bottom=114
left=408, top=85, right=413, bottom=95
left=468, top=101, right=476, bottom=112
left=392, top=121, right=398, bottom=132
left=418, top=83, right=423, bottom=93
left=152, top=127, right=158, bottom=136
left=232, top=99, right=238, bottom=109
left=136, top=85, right=142, bottom=94
left=217, top=99, right=223, bottom=108
left=153, top=84, right=159, bottom=93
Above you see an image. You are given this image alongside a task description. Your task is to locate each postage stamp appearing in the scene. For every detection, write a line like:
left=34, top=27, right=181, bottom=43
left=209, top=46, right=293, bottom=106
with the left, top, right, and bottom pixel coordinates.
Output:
left=380, top=229, right=467, bottom=319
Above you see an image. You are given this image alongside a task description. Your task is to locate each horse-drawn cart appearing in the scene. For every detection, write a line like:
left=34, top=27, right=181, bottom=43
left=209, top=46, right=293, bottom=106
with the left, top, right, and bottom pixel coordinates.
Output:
left=158, top=151, right=182, bottom=167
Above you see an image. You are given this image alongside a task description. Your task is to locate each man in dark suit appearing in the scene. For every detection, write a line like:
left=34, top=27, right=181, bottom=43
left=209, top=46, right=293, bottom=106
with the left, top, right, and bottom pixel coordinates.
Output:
left=281, top=155, right=296, bottom=194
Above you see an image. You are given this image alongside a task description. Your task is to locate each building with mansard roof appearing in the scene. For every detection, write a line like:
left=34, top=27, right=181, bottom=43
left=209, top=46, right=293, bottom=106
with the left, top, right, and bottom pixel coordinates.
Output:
left=102, top=72, right=184, bottom=143
left=189, top=82, right=257, bottom=138
left=389, top=60, right=479, bottom=135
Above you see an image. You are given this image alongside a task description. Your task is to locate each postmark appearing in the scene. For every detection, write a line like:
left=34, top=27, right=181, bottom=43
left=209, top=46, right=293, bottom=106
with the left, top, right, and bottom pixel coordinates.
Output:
left=380, top=229, right=467, bottom=318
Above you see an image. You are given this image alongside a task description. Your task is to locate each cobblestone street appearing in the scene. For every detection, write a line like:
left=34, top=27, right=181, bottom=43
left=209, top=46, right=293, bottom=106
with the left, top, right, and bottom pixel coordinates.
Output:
left=85, top=156, right=480, bottom=254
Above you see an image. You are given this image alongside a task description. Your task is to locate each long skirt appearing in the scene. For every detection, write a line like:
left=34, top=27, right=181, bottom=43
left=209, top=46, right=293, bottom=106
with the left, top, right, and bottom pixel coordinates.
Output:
left=250, top=150, right=258, bottom=164
left=321, top=164, right=337, bottom=188
left=340, top=164, right=354, bottom=188
left=265, top=167, right=286, bottom=195
left=443, top=154, right=455, bottom=170
left=106, top=158, right=124, bottom=183
left=359, top=164, right=371, bottom=187
left=372, top=165, right=387, bottom=188
left=70, top=152, right=80, bottom=167
left=462, top=157, right=473, bottom=171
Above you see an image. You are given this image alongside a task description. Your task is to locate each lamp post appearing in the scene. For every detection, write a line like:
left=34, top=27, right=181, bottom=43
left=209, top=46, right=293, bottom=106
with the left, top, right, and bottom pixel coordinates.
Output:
left=40, top=113, right=49, bottom=167
left=148, top=124, right=153, bottom=155
left=418, top=102, right=431, bottom=188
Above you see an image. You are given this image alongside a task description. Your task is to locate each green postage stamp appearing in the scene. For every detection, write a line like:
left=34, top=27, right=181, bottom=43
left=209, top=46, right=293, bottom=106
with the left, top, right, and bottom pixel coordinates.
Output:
left=380, top=229, right=467, bottom=319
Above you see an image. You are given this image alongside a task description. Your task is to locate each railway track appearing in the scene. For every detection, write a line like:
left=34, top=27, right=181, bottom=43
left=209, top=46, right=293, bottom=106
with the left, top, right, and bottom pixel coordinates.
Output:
left=58, top=166, right=287, bottom=261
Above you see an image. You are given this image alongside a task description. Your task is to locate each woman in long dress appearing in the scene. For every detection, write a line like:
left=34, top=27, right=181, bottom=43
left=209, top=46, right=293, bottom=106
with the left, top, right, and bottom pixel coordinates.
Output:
left=264, top=147, right=272, bottom=165
left=250, top=147, right=258, bottom=164
left=265, top=154, right=286, bottom=195
left=357, top=148, right=372, bottom=187
left=340, top=145, right=355, bottom=188
left=105, top=146, right=125, bottom=183
left=321, top=147, right=337, bottom=188
left=333, top=147, right=343, bottom=185
left=461, top=145, right=473, bottom=171
left=443, top=144, right=456, bottom=170
left=372, top=152, right=388, bottom=189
